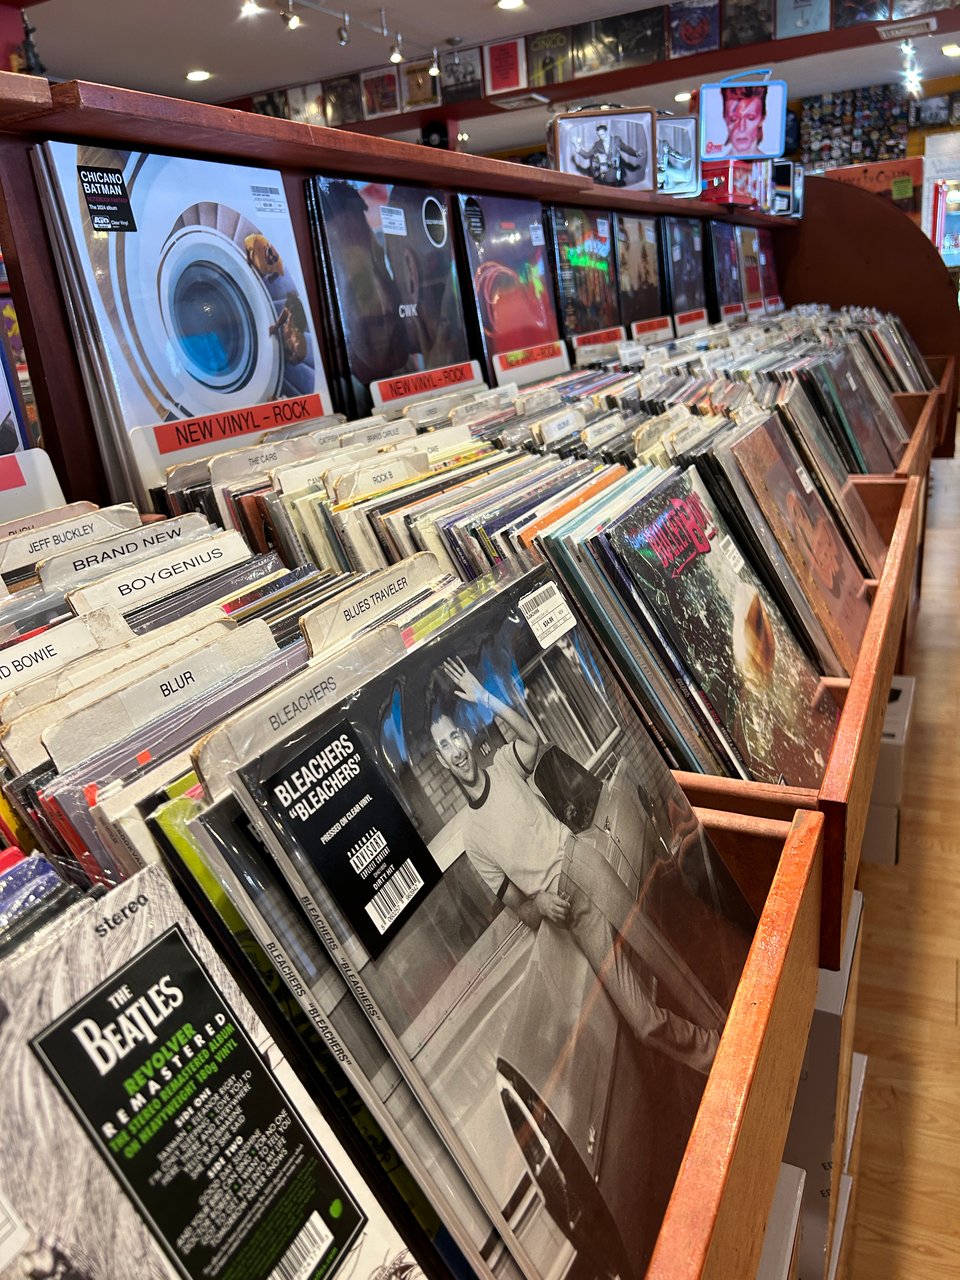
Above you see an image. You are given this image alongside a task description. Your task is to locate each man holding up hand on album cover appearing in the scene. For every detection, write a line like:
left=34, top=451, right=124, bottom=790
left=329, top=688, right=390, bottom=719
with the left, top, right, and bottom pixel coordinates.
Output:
left=428, top=656, right=725, bottom=1076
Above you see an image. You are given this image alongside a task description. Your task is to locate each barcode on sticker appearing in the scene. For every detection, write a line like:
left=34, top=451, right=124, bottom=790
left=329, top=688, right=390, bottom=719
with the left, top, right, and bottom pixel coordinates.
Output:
left=519, top=582, right=577, bottom=648
left=719, top=535, right=745, bottom=575
left=251, top=185, right=282, bottom=196
left=268, top=1211, right=334, bottom=1280
left=797, top=466, right=815, bottom=494
left=0, top=1186, right=32, bottom=1271
left=367, top=859, right=423, bottom=934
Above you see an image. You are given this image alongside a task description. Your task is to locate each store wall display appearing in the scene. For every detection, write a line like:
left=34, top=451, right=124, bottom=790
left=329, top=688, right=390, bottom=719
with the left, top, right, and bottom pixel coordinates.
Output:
left=799, top=85, right=908, bottom=170
left=668, top=0, right=722, bottom=57
left=311, top=178, right=473, bottom=414
left=551, top=107, right=657, bottom=190
left=38, top=144, right=333, bottom=507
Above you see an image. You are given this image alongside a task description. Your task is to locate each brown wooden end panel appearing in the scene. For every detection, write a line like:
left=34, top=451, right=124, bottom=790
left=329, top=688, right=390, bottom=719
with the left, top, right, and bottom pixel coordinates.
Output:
left=818, top=475, right=920, bottom=969
left=924, top=353, right=957, bottom=457
left=892, top=390, right=937, bottom=479
left=647, top=809, right=823, bottom=1280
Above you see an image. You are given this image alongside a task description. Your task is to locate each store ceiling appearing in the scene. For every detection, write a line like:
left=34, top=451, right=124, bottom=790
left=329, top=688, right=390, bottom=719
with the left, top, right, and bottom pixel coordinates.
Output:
left=28, top=0, right=960, bottom=153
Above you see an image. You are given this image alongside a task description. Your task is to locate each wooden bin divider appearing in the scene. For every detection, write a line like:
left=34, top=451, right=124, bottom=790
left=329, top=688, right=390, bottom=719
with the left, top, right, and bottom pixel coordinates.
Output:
left=922, top=353, right=957, bottom=452
left=648, top=807, right=824, bottom=1280
left=674, top=475, right=921, bottom=969
left=893, top=389, right=938, bottom=479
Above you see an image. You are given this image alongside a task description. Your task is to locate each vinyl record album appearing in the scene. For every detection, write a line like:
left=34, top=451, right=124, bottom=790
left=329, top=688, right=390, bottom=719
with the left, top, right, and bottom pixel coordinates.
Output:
left=313, top=178, right=471, bottom=414
left=707, top=221, right=745, bottom=319
left=43, top=144, right=331, bottom=462
left=457, top=193, right=563, bottom=373
left=550, top=206, right=620, bottom=341
left=615, top=214, right=667, bottom=329
left=660, top=217, right=708, bottom=322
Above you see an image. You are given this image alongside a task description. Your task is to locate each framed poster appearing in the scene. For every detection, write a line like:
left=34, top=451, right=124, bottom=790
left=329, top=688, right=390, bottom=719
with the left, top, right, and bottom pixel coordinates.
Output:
left=286, top=81, right=324, bottom=123
left=360, top=67, right=400, bottom=120
left=323, top=75, right=363, bottom=127
left=552, top=107, right=657, bottom=191
left=439, top=47, right=482, bottom=102
left=527, top=29, right=573, bottom=87
left=722, top=0, right=774, bottom=45
left=400, top=60, right=442, bottom=112
left=668, top=0, right=721, bottom=58
left=482, top=38, right=527, bottom=96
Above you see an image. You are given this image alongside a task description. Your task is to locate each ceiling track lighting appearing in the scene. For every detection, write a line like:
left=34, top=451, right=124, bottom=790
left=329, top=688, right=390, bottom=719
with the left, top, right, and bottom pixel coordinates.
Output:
left=429, top=48, right=440, bottom=76
left=278, top=3, right=302, bottom=30
left=249, top=1, right=444, bottom=62
left=389, top=33, right=404, bottom=63
left=337, top=11, right=350, bottom=44
left=900, top=38, right=922, bottom=97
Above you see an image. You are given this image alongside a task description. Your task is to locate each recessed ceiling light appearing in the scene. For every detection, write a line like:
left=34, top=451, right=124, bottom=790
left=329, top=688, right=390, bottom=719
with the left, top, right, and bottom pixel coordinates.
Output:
left=943, top=42, right=960, bottom=56
left=674, top=91, right=692, bottom=103
left=186, top=69, right=212, bottom=82
left=496, top=0, right=525, bottom=10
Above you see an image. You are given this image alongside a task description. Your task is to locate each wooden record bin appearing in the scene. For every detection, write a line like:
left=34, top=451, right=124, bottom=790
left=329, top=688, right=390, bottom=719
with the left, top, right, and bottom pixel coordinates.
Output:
left=0, top=71, right=935, bottom=1277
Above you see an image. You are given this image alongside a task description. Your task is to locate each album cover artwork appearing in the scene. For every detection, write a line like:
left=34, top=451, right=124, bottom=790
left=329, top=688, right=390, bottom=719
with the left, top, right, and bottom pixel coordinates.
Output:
left=722, top=0, right=774, bottom=45
left=735, top=224, right=764, bottom=311
left=323, top=75, right=363, bottom=127
left=756, top=227, right=783, bottom=308
left=707, top=221, right=745, bottom=318
left=286, top=81, right=324, bottom=123
left=607, top=470, right=839, bottom=787
left=241, top=566, right=757, bottom=1280
left=668, top=0, right=721, bottom=57
left=0, top=865, right=411, bottom=1280
left=613, top=9, right=668, bottom=65
left=550, top=207, right=620, bottom=341
left=571, top=19, right=624, bottom=75
left=438, top=48, right=483, bottom=103
left=615, top=215, right=667, bottom=329
left=731, top=417, right=870, bottom=675
left=44, top=143, right=331, bottom=438
left=661, top=217, right=708, bottom=319
left=399, top=61, right=442, bottom=112
left=775, top=0, right=830, bottom=36
left=457, top=193, right=562, bottom=369
left=892, top=0, right=950, bottom=14
left=527, top=29, right=573, bottom=86
left=831, top=0, right=889, bottom=25
left=313, top=178, right=470, bottom=414
left=360, top=67, right=400, bottom=120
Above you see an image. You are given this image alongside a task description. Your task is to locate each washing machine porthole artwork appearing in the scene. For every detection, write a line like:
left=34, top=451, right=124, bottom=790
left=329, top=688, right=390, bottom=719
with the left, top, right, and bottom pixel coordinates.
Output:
left=44, top=143, right=333, bottom=442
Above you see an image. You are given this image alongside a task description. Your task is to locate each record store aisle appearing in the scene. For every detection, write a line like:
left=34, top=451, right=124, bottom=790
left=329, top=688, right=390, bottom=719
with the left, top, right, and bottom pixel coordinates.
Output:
left=847, top=454, right=960, bottom=1278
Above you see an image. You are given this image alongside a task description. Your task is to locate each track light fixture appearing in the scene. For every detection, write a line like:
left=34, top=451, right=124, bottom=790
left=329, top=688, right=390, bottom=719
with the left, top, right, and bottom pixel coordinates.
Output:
left=337, top=12, right=350, bottom=44
left=390, top=33, right=404, bottom=63
left=429, top=48, right=440, bottom=76
left=279, top=3, right=301, bottom=29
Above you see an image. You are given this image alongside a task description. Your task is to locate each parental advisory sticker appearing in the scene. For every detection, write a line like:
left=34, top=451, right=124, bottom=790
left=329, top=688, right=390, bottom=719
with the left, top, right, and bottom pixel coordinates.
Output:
left=519, top=582, right=576, bottom=648
left=263, top=721, right=441, bottom=959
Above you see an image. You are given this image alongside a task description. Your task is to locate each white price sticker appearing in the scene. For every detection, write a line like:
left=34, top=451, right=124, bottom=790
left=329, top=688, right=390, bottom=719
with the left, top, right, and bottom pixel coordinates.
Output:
left=380, top=205, right=408, bottom=236
left=519, top=582, right=577, bottom=649
left=719, top=534, right=745, bottom=575
left=597, top=217, right=610, bottom=239
left=530, top=222, right=545, bottom=246
left=797, top=466, right=815, bottom=494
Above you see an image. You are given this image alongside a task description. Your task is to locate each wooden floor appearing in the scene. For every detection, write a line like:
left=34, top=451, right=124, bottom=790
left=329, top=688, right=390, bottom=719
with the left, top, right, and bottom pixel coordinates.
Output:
left=847, top=454, right=960, bottom=1278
